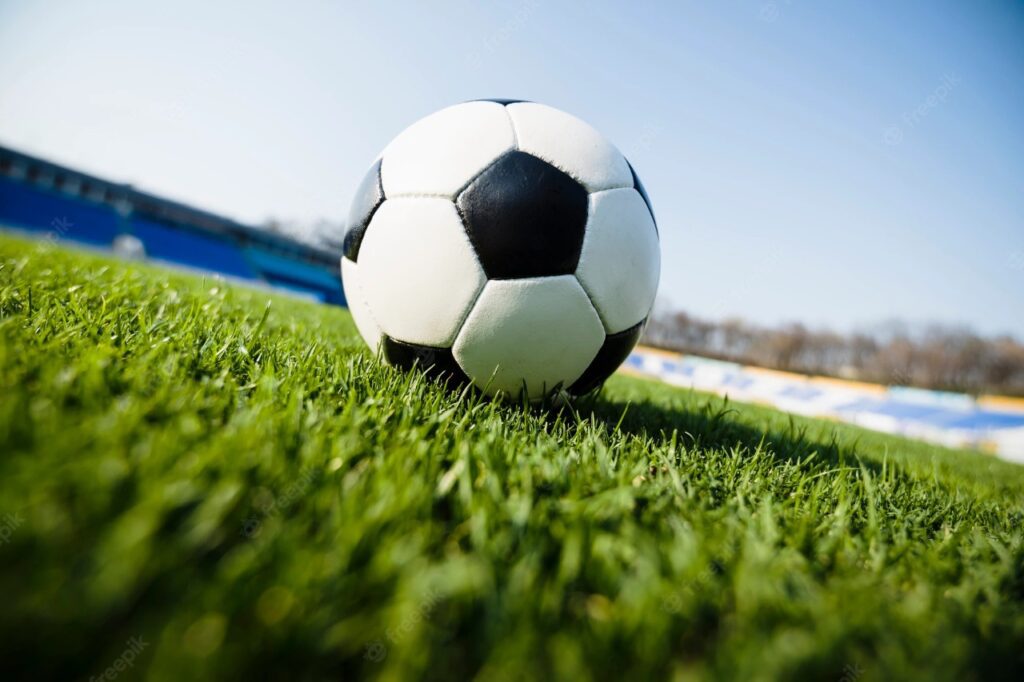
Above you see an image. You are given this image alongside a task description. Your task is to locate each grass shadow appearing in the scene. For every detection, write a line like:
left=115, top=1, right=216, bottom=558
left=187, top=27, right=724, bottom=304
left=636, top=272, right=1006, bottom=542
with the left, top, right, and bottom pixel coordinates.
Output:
left=575, top=384, right=875, bottom=472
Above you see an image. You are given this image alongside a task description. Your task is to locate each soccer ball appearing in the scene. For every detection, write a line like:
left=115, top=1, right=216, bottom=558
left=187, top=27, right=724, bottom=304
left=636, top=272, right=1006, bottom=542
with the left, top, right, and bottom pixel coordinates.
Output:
left=341, top=100, right=660, bottom=400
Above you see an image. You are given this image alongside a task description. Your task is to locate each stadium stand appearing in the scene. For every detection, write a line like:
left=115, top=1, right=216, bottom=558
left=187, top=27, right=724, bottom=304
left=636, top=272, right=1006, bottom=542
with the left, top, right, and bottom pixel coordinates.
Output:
left=626, top=346, right=1024, bottom=462
left=0, top=145, right=345, bottom=304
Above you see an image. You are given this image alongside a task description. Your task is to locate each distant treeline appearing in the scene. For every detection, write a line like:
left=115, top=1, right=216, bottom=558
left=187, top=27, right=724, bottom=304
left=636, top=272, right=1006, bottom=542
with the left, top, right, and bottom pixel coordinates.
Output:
left=643, top=311, right=1024, bottom=397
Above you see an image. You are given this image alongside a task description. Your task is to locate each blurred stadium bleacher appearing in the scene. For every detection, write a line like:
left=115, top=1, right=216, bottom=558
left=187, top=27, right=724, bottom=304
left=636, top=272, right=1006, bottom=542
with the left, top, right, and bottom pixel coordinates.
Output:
left=626, top=347, right=1024, bottom=462
left=0, top=145, right=345, bottom=304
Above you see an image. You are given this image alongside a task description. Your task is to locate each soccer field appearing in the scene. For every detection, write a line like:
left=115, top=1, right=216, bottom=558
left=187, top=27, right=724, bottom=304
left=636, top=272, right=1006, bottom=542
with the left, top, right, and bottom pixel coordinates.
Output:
left=1, top=233, right=1022, bottom=680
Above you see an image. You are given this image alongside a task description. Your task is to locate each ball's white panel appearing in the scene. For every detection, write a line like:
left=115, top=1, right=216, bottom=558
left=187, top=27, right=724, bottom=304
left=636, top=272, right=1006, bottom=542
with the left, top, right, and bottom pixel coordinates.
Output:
left=380, top=102, right=516, bottom=197
left=506, top=102, right=632, bottom=192
left=341, top=256, right=383, bottom=353
left=358, top=197, right=485, bottom=346
left=453, top=276, right=605, bottom=399
left=576, top=188, right=661, bottom=334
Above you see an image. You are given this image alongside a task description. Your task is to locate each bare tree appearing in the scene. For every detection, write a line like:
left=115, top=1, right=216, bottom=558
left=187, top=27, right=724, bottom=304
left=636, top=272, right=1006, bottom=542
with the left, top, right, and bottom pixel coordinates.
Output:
left=643, top=308, right=1024, bottom=396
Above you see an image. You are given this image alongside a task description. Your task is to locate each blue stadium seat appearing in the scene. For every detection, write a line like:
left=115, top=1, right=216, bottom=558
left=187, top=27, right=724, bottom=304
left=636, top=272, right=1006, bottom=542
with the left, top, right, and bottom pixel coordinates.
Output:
left=937, top=411, right=1024, bottom=430
left=0, top=176, right=121, bottom=246
left=132, top=219, right=257, bottom=280
left=777, top=386, right=824, bottom=401
left=244, top=247, right=343, bottom=302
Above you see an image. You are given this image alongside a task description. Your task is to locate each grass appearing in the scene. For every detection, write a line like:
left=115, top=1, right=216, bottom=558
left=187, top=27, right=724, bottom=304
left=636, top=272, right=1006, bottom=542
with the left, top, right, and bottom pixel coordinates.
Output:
left=1, top=232, right=1022, bottom=681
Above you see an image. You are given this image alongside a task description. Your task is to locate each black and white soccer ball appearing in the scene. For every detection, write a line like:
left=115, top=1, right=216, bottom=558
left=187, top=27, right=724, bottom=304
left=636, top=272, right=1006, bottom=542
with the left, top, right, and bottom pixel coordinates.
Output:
left=341, top=100, right=660, bottom=400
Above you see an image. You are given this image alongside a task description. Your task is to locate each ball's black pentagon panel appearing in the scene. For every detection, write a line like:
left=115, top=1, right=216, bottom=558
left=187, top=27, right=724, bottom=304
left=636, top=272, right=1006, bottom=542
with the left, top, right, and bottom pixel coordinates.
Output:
left=469, top=98, right=529, bottom=106
left=343, top=158, right=385, bottom=262
left=382, top=336, right=470, bottom=386
left=457, top=151, right=589, bottom=279
left=568, top=319, right=644, bottom=396
left=626, top=159, right=656, bottom=228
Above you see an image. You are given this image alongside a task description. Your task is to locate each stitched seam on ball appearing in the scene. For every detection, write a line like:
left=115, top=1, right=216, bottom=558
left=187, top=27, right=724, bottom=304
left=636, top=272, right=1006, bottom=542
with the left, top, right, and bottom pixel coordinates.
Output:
left=451, top=192, right=489, bottom=285
left=572, top=270, right=611, bottom=335
left=348, top=261, right=385, bottom=350
left=565, top=274, right=607, bottom=387
left=384, top=192, right=456, bottom=200
left=447, top=273, right=488, bottom=349
left=591, top=181, right=635, bottom=193
left=511, top=150, right=633, bottom=194
left=452, top=149, right=518, bottom=277
left=503, top=105, right=520, bottom=150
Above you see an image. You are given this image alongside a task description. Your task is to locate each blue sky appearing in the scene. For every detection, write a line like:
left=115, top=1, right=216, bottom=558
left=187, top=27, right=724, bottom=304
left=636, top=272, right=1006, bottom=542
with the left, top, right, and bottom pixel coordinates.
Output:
left=1, top=0, right=1022, bottom=337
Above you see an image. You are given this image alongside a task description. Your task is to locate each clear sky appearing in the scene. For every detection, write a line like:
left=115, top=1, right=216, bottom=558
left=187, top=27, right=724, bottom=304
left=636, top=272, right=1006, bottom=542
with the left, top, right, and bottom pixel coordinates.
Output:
left=1, top=0, right=1022, bottom=337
